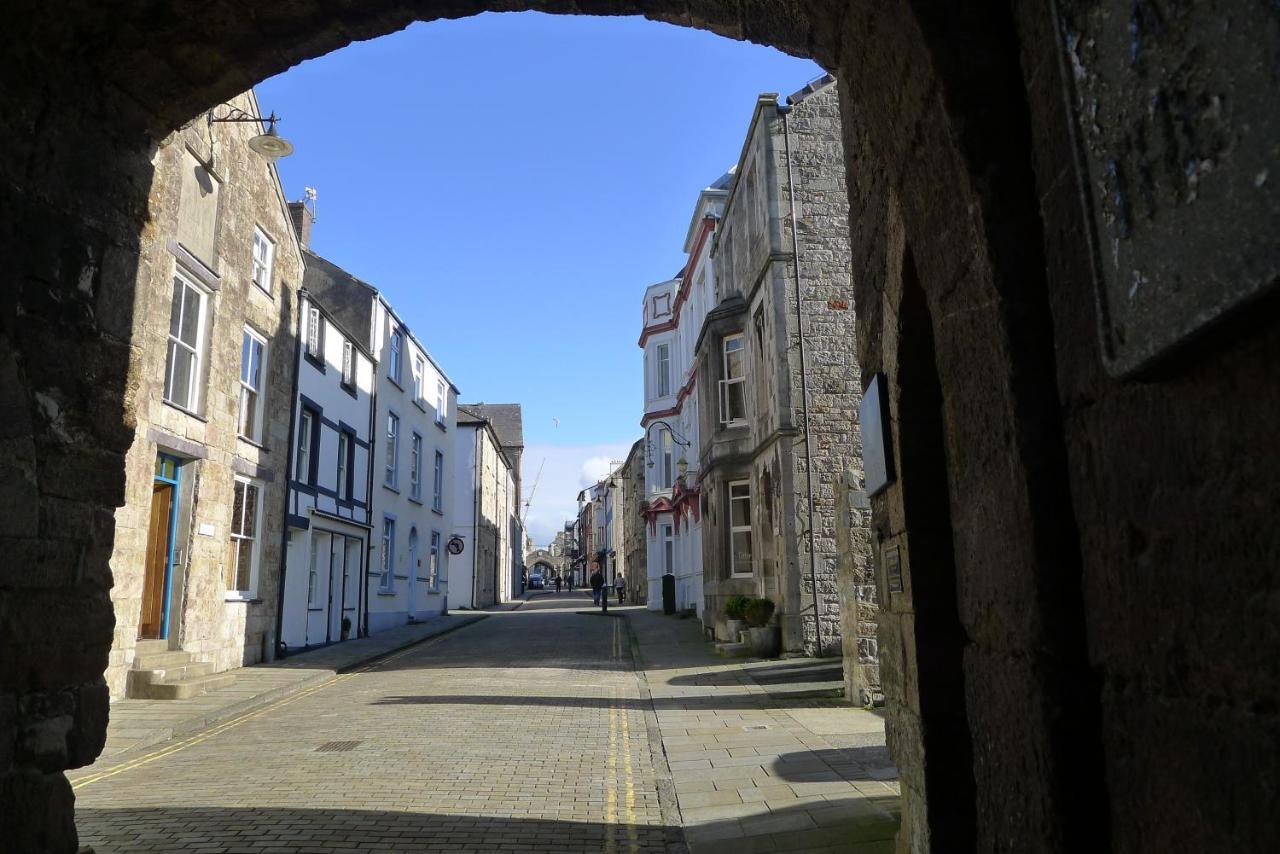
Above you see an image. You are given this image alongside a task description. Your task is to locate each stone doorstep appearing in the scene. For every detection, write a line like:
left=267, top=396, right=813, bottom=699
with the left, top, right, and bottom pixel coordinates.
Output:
left=77, top=614, right=490, bottom=777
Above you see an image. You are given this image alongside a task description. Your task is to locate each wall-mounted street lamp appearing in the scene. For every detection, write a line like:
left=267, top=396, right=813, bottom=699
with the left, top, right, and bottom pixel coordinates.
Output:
left=207, top=104, right=294, bottom=162
left=644, top=419, right=691, bottom=469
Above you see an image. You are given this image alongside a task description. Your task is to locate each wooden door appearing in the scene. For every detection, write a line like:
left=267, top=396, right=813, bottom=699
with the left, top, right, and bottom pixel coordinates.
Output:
left=139, top=482, right=173, bottom=639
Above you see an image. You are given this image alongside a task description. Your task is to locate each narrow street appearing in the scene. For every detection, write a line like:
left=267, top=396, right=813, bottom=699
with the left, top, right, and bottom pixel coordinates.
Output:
left=72, top=596, right=898, bottom=853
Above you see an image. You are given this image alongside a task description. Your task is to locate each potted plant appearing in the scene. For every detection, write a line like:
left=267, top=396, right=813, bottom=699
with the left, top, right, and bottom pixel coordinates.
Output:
left=724, top=595, right=751, bottom=643
left=744, top=598, right=780, bottom=657
left=340, top=616, right=352, bottom=641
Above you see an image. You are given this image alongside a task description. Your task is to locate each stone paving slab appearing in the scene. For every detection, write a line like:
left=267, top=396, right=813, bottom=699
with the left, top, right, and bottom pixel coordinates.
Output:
left=76, top=610, right=500, bottom=772
left=622, top=606, right=900, bottom=854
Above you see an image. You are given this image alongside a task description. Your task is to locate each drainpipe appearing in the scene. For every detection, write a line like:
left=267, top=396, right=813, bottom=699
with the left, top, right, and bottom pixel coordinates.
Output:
left=273, top=289, right=305, bottom=659
left=363, top=336, right=377, bottom=639
left=780, top=103, right=824, bottom=657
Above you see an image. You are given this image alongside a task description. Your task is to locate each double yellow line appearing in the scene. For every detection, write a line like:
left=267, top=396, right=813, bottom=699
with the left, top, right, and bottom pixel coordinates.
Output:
left=605, top=619, right=640, bottom=853
left=71, top=636, right=432, bottom=792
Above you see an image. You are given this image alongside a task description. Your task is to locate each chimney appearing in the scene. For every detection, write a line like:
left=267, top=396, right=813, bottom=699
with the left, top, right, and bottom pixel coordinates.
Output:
left=288, top=200, right=314, bottom=249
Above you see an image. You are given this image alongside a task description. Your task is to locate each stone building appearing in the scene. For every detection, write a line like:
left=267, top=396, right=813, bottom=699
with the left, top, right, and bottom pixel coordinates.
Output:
left=451, top=409, right=520, bottom=608
left=103, top=90, right=304, bottom=700
left=6, top=4, right=1279, bottom=853
left=457, top=403, right=525, bottom=600
left=694, top=76, right=873, bottom=660
left=619, top=439, right=648, bottom=606
left=277, top=288, right=376, bottom=651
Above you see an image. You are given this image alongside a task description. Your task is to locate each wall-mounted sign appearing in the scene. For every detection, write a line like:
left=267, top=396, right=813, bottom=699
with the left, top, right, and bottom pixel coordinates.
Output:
left=447, top=536, right=465, bottom=556
left=860, top=373, right=895, bottom=497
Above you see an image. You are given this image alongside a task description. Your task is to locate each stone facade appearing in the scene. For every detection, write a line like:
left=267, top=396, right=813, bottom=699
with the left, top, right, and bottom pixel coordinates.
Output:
left=451, top=415, right=516, bottom=608
left=696, top=79, right=873, bottom=662
left=104, top=90, right=303, bottom=699
left=619, top=439, right=648, bottom=606
left=4, top=2, right=1279, bottom=853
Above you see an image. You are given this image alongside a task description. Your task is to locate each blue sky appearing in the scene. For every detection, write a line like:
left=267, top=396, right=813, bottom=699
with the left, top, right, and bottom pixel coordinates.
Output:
left=258, top=12, right=821, bottom=542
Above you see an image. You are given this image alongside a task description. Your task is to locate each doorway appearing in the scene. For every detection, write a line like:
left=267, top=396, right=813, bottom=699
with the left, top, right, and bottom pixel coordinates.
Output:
left=307, top=528, right=364, bottom=646
left=139, top=454, right=182, bottom=640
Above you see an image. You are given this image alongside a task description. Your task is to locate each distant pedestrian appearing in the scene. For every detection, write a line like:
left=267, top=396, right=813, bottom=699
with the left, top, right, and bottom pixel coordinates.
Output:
left=567, top=574, right=574, bottom=592
left=590, top=568, right=604, bottom=606
left=555, top=575, right=562, bottom=593
left=614, top=573, right=626, bottom=604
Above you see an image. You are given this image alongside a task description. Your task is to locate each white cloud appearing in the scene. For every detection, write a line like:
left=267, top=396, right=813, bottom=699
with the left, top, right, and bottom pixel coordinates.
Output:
left=521, top=440, right=637, bottom=546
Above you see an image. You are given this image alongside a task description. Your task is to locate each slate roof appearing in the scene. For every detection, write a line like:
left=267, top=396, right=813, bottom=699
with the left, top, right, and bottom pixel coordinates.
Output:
left=457, top=403, right=524, bottom=450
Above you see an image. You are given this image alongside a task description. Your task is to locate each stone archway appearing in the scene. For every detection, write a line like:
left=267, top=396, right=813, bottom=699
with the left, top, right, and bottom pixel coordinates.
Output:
left=524, top=549, right=567, bottom=580
left=2, top=2, right=1277, bottom=853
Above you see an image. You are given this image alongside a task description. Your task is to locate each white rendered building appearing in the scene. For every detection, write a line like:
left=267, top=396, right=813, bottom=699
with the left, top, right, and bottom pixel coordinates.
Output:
left=639, top=173, right=730, bottom=614
left=279, top=290, right=376, bottom=651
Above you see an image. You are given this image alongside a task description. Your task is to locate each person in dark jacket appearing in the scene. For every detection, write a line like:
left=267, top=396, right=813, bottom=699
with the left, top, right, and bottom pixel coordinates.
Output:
left=590, top=568, right=605, bottom=606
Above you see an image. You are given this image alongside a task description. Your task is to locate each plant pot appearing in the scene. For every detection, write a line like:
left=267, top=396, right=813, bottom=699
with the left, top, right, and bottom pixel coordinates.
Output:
left=724, top=618, right=747, bottom=642
left=748, top=626, right=781, bottom=658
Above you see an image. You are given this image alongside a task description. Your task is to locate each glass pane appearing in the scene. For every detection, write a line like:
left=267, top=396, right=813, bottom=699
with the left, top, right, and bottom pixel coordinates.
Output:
left=731, top=496, right=751, bottom=528
left=732, top=530, right=753, bottom=574
left=230, top=481, right=245, bottom=535
left=167, top=343, right=193, bottom=408
left=235, top=538, right=253, bottom=590
left=243, top=484, right=259, bottom=537
left=238, top=387, right=254, bottom=436
left=179, top=284, right=200, bottom=347
left=727, top=381, right=746, bottom=421
left=169, top=280, right=184, bottom=338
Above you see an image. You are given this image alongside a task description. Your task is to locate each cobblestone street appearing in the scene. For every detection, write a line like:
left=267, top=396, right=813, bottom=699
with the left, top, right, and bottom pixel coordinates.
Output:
left=73, top=596, right=898, bottom=853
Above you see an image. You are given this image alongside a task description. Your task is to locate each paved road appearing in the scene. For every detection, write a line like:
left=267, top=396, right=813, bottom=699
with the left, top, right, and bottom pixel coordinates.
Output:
left=75, top=595, right=674, bottom=853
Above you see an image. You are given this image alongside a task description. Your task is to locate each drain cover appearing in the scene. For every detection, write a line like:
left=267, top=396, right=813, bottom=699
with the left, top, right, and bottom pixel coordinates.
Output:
left=315, top=740, right=362, bottom=752
left=743, top=725, right=770, bottom=731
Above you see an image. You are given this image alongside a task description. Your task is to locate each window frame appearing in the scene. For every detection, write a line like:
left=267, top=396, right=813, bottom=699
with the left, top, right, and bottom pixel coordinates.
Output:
left=662, top=523, right=674, bottom=577
left=429, top=530, right=443, bottom=591
left=728, top=479, right=753, bottom=578
left=227, top=475, right=263, bottom=597
left=305, top=305, right=323, bottom=362
left=384, top=411, right=400, bottom=488
left=251, top=226, right=275, bottom=295
left=341, top=340, right=355, bottom=389
left=432, top=450, right=445, bottom=513
left=380, top=517, right=396, bottom=592
left=163, top=269, right=209, bottom=414
left=336, top=430, right=352, bottom=501
left=656, top=342, right=672, bottom=397
left=388, top=327, right=403, bottom=385
left=409, top=431, right=423, bottom=501
left=718, top=333, right=748, bottom=426
left=435, top=380, right=447, bottom=427
left=296, top=408, right=317, bottom=485
left=237, top=325, right=268, bottom=443
left=412, top=355, right=426, bottom=407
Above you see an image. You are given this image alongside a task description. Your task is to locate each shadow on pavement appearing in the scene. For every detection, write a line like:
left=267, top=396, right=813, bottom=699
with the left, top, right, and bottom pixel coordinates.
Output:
left=766, top=747, right=898, bottom=783
left=370, top=692, right=858, bottom=713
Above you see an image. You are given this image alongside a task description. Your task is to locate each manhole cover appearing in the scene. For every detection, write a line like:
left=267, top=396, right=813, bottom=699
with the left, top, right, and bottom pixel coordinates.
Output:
left=315, top=740, right=362, bottom=752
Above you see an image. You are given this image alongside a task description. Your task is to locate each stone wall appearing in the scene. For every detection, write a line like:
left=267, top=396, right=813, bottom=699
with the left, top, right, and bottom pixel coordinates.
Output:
left=2, top=1, right=1277, bottom=852
left=104, top=92, right=302, bottom=697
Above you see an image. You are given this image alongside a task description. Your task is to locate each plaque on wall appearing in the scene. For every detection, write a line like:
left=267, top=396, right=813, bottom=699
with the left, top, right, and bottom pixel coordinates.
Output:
left=883, top=544, right=903, bottom=594
left=1056, top=0, right=1279, bottom=377
left=860, top=373, right=895, bottom=497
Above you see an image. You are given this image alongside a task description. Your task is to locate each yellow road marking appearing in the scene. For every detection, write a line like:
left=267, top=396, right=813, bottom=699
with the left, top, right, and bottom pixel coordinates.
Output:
left=606, top=685, right=619, bottom=854
left=72, top=632, right=447, bottom=791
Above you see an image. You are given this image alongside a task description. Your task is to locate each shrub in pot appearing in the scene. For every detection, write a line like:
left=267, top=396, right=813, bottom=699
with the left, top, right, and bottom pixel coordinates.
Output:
left=724, top=595, right=751, bottom=642
left=744, top=598, right=781, bottom=658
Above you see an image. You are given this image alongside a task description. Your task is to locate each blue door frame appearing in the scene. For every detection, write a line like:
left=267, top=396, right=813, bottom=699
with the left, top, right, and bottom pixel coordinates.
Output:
left=154, top=454, right=182, bottom=640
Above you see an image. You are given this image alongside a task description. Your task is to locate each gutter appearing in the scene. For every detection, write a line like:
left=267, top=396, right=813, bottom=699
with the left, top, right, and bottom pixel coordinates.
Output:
left=780, top=103, right=824, bottom=658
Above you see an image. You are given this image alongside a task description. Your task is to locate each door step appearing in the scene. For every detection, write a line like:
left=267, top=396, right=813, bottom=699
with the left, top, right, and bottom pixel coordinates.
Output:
left=127, top=646, right=233, bottom=700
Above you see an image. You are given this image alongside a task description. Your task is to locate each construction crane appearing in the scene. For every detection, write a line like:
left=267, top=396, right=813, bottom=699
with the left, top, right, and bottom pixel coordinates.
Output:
left=521, top=457, right=546, bottom=526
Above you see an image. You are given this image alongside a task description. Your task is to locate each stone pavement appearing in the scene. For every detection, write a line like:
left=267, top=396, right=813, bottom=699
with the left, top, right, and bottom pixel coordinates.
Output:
left=82, top=610, right=495, bottom=766
left=624, top=608, right=900, bottom=854
left=71, top=592, right=897, bottom=853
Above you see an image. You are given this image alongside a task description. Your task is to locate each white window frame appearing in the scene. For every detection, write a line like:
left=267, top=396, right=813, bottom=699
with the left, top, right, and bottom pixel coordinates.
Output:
left=227, top=476, right=263, bottom=596
left=412, top=355, right=426, bottom=406
left=251, top=226, right=275, bottom=295
left=435, top=380, right=447, bottom=426
left=305, top=305, right=322, bottom=359
left=238, top=326, right=268, bottom=442
left=388, top=327, right=403, bottom=385
left=341, top=340, right=355, bottom=388
left=164, top=270, right=209, bottom=413
left=728, top=480, right=753, bottom=577
left=429, top=530, right=443, bottom=591
left=718, top=333, right=747, bottom=426
left=410, top=432, right=423, bottom=501
left=380, top=517, right=396, bottom=592
left=336, top=431, right=350, bottom=501
left=307, top=537, right=320, bottom=608
left=296, top=409, right=315, bottom=484
left=656, top=342, right=672, bottom=397
left=385, top=411, right=399, bottom=487
left=432, top=450, right=445, bottom=512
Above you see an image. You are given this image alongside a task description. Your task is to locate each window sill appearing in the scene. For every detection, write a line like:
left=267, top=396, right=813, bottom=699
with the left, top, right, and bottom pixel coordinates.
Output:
left=408, top=495, right=424, bottom=506
left=387, top=376, right=404, bottom=392
left=304, top=352, right=326, bottom=373
left=252, top=281, right=274, bottom=300
left=383, top=483, right=400, bottom=495
left=435, top=421, right=447, bottom=432
left=431, top=507, right=444, bottom=517
left=341, top=381, right=358, bottom=400
left=413, top=400, right=428, bottom=414
left=225, top=593, right=261, bottom=603
left=376, top=590, right=397, bottom=597
left=162, top=399, right=207, bottom=422
left=237, top=434, right=267, bottom=451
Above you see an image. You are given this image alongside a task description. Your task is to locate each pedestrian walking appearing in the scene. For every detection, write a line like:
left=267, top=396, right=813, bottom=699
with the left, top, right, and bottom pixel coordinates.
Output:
left=590, top=567, right=604, bottom=606
left=555, top=574, right=562, bottom=593
left=614, top=572, right=626, bottom=604
left=567, top=574, right=574, bottom=591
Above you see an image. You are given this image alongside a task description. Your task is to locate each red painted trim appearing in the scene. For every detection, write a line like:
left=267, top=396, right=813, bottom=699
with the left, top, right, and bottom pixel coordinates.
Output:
left=637, top=216, right=716, bottom=349
left=637, top=318, right=678, bottom=348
